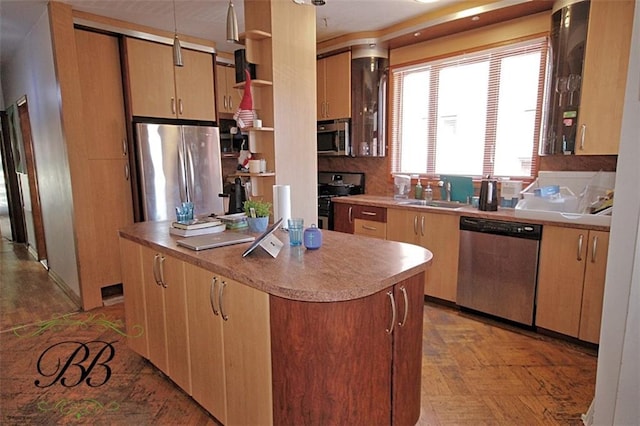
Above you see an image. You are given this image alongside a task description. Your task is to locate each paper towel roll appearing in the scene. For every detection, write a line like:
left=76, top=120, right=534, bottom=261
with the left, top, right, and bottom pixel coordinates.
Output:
left=273, top=185, right=291, bottom=229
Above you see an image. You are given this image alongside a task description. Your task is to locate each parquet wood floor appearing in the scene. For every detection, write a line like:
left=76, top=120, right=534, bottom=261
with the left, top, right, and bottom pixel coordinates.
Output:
left=0, top=239, right=597, bottom=425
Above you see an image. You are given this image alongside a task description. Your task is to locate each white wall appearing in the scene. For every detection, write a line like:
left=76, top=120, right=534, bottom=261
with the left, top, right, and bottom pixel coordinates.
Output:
left=1, top=8, right=80, bottom=298
left=593, top=1, right=640, bottom=423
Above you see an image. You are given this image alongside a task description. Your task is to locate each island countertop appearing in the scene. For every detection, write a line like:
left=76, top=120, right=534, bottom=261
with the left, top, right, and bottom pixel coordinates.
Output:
left=119, top=220, right=433, bottom=302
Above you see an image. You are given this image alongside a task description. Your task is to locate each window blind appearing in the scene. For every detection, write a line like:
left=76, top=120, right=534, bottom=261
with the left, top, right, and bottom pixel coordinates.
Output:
left=390, top=37, right=548, bottom=179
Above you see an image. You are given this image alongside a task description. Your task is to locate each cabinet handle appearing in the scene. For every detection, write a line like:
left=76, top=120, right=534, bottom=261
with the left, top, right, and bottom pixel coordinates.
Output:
left=152, top=254, right=161, bottom=285
left=178, top=98, right=184, bottom=115
left=209, top=276, right=219, bottom=315
left=158, top=256, right=166, bottom=288
left=348, top=206, right=353, bottom=224
left=577, top=234, right=584, bottom=262
left=362, top=225, right=377, bottom=231
left=386, top=290, right=396, bottom=334
left=326, top=102, right=330, bottom=118
left=124, top=163, right=130, bottom=181
left=223, top=96, right=228, bottom=111
left=171, top=97, right=176, bottom=114
left=413, top=215, right=418, bottom=235
left=398, top=286, right=409, bottom=327
left=122, top=138, right=128, bottom=156
left=591, top=235, right=599, bottom=263
left=219, top=280, right=228, bottom=321
left=320, top=102, right=325, bottom=118
left=420, top=216, right=425, bottom=237
left=229, top=96, right=233, bottom=110
left=361, top=211, right=377, bottom=217
left=579, top=124, right=586, bottom=151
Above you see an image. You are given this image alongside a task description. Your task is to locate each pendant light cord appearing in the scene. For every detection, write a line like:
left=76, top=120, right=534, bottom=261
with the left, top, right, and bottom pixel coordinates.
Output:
left=173, top=0, right=178, bottom=34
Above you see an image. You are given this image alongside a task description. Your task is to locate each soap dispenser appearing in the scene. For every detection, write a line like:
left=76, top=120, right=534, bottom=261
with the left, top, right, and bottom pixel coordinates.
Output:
left=424, top=183, right=433, bottom=202
left=414, top=178, right=423, bottom=199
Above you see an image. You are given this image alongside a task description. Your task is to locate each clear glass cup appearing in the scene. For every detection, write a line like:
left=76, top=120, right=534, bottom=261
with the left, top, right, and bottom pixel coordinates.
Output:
left=287, top=218, right=304, bottom=246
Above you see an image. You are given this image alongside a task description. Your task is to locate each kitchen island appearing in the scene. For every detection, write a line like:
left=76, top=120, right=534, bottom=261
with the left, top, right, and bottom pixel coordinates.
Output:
left=119, top=220, right=432, bottom=425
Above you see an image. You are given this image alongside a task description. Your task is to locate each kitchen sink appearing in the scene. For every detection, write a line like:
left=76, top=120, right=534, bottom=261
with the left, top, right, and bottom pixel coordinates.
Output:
left=397, top=199, right=465, bottom=209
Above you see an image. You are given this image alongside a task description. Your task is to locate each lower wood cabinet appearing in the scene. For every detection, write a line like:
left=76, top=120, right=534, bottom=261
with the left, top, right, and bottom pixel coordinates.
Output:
left=185, top=265, right=273, bottom=426
left=140, top=246, right=191, bottom=392
left=387, top=209, right=459, bottom=302
left=270, top=272, right=424, bottom=426
left=120, top=238, right=148, bottom=358
left=536, top=226, right=609, bottom=343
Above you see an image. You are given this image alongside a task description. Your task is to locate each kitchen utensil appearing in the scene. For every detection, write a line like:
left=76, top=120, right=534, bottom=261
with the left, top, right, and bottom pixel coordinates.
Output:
left=479, top=175, right=498, bottom=211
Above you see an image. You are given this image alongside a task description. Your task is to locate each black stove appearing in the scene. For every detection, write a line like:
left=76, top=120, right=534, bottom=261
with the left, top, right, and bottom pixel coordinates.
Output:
left=318, top=172, right=365, bottom=230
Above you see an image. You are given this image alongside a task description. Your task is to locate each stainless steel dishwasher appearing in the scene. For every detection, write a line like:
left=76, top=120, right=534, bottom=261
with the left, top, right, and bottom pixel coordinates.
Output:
left=457, top=216, right=542, bottom=326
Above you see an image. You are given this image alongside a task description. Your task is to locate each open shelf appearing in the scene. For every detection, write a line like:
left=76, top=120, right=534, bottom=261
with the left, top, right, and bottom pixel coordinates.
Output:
left=248, top=127, right=274, bottom=132
left=233, top=79, right=273, bottom=89
left=239, top=30, right=272, bottom=42
left=234, top=172, right=276, bottom=177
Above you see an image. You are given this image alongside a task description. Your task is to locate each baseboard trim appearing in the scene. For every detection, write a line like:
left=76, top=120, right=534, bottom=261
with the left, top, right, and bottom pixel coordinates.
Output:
left=48, top=269, right=82, bottom=309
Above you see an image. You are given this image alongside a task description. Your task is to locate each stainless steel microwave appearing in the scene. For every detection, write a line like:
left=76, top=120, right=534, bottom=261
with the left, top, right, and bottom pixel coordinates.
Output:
left=317, top=119, right=350, bottom=156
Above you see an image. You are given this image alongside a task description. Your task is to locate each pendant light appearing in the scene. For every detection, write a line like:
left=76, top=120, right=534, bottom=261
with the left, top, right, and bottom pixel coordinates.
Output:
left=172, top=0, right=183, bottom=67
left=226, top=0, right=239, bottom=43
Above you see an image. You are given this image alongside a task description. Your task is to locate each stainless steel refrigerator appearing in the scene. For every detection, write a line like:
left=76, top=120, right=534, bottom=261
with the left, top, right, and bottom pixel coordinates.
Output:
left=135, top=122, right=224, bottom=221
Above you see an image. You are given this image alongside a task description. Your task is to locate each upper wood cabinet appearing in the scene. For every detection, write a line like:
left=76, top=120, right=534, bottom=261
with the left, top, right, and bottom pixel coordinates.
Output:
left=317, top=51, right=351, bottom=120
left=125, top=37, right=216, bottom=121
left=216, top=63, right=241, bottom=115
left=576, top=0, right=635, bottom=155
left=536, top=226, right=609, bottom=343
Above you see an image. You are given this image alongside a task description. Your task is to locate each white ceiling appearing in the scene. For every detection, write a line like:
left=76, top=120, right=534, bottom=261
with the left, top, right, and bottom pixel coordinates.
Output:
left=0, top=0, right=462, bottom=66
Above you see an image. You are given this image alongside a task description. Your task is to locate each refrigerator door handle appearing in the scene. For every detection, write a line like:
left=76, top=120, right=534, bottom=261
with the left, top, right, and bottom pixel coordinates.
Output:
left=186, top=143, right=196, bottom=203
left=178, top=140, right=188, bottom=203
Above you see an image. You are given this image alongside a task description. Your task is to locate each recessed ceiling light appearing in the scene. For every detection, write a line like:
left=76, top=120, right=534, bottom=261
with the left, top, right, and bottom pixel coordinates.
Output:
left=471, top=16, right=480, bottom=21
left=415, top=0, right=438, bottom=3
left=414, top=32, right=421, bottom=37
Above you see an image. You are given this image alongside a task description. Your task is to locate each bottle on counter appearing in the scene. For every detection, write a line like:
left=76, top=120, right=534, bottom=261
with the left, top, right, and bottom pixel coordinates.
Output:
left=414, top=178, right=423, bottom=199
left=424, top=183, right=433, bottom=202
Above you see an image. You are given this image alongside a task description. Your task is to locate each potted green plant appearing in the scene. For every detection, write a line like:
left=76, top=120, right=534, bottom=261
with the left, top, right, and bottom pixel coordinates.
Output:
left=243, top=199, right=271, bottom=232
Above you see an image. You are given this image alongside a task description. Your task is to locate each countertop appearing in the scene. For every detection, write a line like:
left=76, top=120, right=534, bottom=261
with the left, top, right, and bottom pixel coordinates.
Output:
left=332, top=195, right=611, bottom=231
left=119, top=220, right=433, bottom=303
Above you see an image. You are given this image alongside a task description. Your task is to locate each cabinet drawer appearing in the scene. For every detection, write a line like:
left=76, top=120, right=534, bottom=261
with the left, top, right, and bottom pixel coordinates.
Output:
left=354, top=219, right=386, bottom=239
left=354, top=206, right=386, bottom=223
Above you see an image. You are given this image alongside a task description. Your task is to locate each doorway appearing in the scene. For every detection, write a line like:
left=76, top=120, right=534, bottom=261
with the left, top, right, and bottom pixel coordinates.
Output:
left=2, top=97, right=47, bottom=264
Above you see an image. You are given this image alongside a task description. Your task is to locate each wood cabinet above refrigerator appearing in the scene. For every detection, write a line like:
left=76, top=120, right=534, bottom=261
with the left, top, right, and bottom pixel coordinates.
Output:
left=125, top=37, right=216, bottom=121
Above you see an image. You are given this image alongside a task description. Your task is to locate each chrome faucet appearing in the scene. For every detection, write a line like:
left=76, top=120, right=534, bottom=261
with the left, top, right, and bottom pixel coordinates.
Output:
left=438, top=180, right=452, bottom=201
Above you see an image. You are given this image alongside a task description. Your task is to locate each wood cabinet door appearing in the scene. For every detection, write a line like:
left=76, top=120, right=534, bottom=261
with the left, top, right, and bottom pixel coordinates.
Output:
left=85, top=159, right=134, bottom=299
left=392, top=273, right=425, bottom=426
left=316, top=59, right=326, bottom=119
left=422, top=213, right=459, bottom=302
left=175, top=48, right=216, bottom=121
left=333, top=203, right=355, bottom=233
left=323, top=52, right=351, bottom=120
left=221, top=278, right=273, bottom=426
left=536, top=226, right=586, bottom=337
left=576, top=0, right=634, bottom=155
left=161, top=255, right=191, bottom=393
left=119, top=238, right=148, bottom=358
left=185, top=266, right=227, bottom=422
left=75, top=30, right=127, bottom=160
left=270, top=288, right=392, bottom=425
left=386, top=208, right=419, bottom=245
left=140, top=246, right=169, bottom=374
left=126, top=38, right=176, bottom=119
left=216, top=64, right=235, bottom=114
left=579, top=230, right=609, bottom=343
